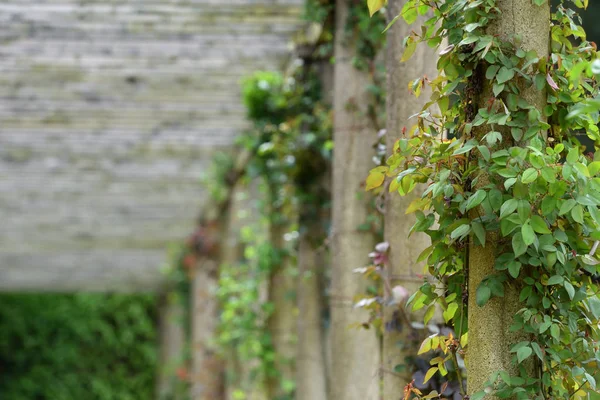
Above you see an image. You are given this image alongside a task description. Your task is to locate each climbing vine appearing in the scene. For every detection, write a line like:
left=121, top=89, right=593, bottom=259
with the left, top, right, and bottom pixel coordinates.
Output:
left=366, top=0, right=600, bottom=399
left=215, top=60, right=333, bottom=398
left=211, top=3, right=390, bottom=394
left=216, top=224, right=282, bottom=398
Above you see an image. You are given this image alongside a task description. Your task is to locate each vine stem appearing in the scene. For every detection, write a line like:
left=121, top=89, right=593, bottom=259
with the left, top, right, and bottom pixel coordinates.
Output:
left=451, top=350, right=466, bottom=397
left=589, top=240, right=599, bottom=256
left=457, top=297, right=465, bottom=343
left=568, top=379, right=587, bottom=399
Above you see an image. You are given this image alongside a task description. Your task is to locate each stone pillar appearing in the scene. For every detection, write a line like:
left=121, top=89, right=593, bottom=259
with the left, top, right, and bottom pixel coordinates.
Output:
left=156, top=291, right=186, bottom=399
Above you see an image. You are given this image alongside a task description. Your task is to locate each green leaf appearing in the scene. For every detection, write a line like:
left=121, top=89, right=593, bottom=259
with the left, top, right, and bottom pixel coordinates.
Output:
left=550, top=324, right=560, bottom=340
left=521, top=168, right=538, bottom=184
left=574, top=162, right=590, bottom=178
left=443, top=302, right=459, bottom=323
left=497, top=67, right=515, bottom=84
left=486, top=65, right=500, bottom=80
left=554, top=230, right=568, bottom=242
left=541, top=196, right=557, bottom=216
left=417, top=4, right=429, bottom=15
left=497, top=168, right=517, bottom=178
left=567, top=147, right=579, bottom=164
left=451, top=224, right=470, bottom=239
left=589, top=206, right=600, bottom=225
left=521, top=222, right=536, bottom=246
left=401, top=0, right=417, bottom=24
left=504, top=178, right=517, bottom=190
left=542, top=296, right=551, bottom=308
left=488, top=189, right=503, bottom=210
left=424, top=305, right=436, bottom=325
left=472, top=221, right=486, bottom=246
left=382, top=13, right=401, bottom=33
left=539, top=318, right=552, bottom=333
left=589, top=161, right=600, bottom=176
left=501, top=218, right=518, bottom=236
left=477, top=145, right=490, bottom=161
left=500, top=199, right=518, bottom=219
left=517, top=346, right=532, bottom=363
left=367, top=0, right=387, bottom=16
left=494, top=167, right=517, bottom=178
left=531, top=215, right=551, bottom=234
left=547, top=275, right=563, bottom=285
left=508, top=261, right=521, bottom=279
left=589, top=297, right=600, bottom=319
left=517, top=200, right=531, bottom=222
left=423, top=367, right=438, bottom=384
left=531, top=342, right=544, bottom=361
left=438, top=96, right=450, bottom=113
left=466, top=190, right=487, bottom=211
left=493, top=83, right=505, bottom=97
left=586, top=373, right=596, bottom=390
left=518, top=286, right=531, bottom=302
left=571, top=205, right=584, bottom=224
left=453, top=140, right=477, bottom=155
left=559, top=199, right=577, bottom=215
left=563, top=164, right=573, bottom=179
left=563, top=281, right=575, bottom=299
left=464, top=23, right=481, bottom=32
left=535, top=74, right=546, bottom=90
left=476, top=285, right=491, bottom=306
left=470, top=392, right=486, bottom=400
left=541, top=167, right=556, bottom=183
left=576, top=195, right=597, bottom=206
left=512, top=232, right=528, bottom=257
left=366, top=168, right=386, bottom=191
left=401, top=39, right=417, bottom=62
left=511, top=127, right=523, bottom=141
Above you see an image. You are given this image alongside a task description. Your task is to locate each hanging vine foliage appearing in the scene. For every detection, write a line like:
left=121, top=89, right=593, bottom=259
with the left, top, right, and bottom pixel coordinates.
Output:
left=216, top=61, right=333, bottom=398
left=366, top=0, right=600, bottom=399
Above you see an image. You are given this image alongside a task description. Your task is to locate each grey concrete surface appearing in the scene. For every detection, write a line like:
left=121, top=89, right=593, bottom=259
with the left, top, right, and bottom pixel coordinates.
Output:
left=0, top=0, right=303, bottom=292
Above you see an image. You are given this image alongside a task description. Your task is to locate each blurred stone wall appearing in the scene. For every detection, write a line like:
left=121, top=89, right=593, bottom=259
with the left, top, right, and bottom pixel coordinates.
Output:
left=0, top=0, right=303, bottom=291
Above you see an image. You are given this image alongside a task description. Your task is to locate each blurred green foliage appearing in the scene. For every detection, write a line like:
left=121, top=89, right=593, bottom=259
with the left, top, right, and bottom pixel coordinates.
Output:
left=215, top=64, right=332, bottom=398
left=303, top=0, right=335, bottom=58
left=217, top=230, right=281, bottom=396
left=239, top=66, right=332, bottom=207
left=562, top=0, right=600, bottom=42
left=345, top=0, right=385, bottom=71
left=0, top=293, right=157, bottom=400
left=242, top=72, right=287, bottom=126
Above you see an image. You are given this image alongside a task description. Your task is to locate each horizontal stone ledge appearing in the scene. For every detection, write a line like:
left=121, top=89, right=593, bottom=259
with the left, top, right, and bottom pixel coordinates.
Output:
left=0, top=250, right=172, bottom=292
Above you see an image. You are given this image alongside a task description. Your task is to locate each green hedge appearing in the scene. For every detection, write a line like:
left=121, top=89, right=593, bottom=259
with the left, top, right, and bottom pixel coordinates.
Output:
left=0, top=293, right=157, bottom=400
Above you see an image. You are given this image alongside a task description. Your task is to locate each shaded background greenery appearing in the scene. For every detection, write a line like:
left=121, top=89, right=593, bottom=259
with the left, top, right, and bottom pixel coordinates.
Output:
left=581, top=1, right=600, bottom=41
left=0, top=294, right=157, bottom=400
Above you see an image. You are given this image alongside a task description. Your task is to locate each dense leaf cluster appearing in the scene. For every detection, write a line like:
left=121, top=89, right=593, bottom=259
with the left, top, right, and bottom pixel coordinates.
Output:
left=367, top=0, right=600, bottom=398
left=0, top=294, right=157, bottom=400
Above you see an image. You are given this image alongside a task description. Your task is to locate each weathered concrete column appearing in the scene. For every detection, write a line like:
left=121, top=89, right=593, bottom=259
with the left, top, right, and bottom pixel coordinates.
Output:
left=296, top=221, right=328, bottom=400
left=191, top=256, right=225, bottom=400
left=266, top=215, right=298, bottom=398
left=382, top=1, right=437, bottom=397
left=467, top=1, right=549, bottom=396
left=157, top=292, right=186, bottom=399
left=189, top=151, right=252, bottom=400
left=329, top=0, right=381, bottom=399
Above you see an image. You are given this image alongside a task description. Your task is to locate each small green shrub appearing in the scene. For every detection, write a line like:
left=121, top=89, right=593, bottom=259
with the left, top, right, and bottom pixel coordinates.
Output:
left=0, top=293, right=157, bottom=400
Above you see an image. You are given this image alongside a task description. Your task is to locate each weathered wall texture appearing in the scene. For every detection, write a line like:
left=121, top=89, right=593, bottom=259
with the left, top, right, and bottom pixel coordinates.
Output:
left=0, top=0, right=303, bottom=292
